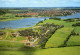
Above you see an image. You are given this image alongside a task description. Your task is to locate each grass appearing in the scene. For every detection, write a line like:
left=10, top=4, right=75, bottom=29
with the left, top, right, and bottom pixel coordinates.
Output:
left=67, top=35, right=80, bottom=46
left=45, top=27, right=73, bottom=48
left=0, top=41, right=24, bottom=47
left=1, top=29, right=28, bottom=41
left=0, top=17, right=25, bottom=21
left=38, top=19, right=75, bottom=27
left=0, top=18, right=80, bottom=55
left=74, top=27, right=80, bottom=34
left=0, top=46, right=80, bottom=55
left=0, top=13, right=36, bottom=21
left=16, top=37, right=27, bottom=41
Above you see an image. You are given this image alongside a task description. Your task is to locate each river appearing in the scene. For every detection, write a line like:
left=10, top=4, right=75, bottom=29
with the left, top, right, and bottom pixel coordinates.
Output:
left=0, top=13, right=80, bottom=29
left=0, top=17, right=49, bottom=29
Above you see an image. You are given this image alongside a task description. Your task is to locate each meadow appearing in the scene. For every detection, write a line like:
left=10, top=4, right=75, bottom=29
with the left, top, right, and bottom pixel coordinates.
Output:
left=45, top=27, right=73, bottom=48
left=67, top=35, right=80, bottom=46
left=0, top=13, right=31, bottom=21
left=0, top=46, right=80, bottom=55
left=38, top=19, right=75, bottom=27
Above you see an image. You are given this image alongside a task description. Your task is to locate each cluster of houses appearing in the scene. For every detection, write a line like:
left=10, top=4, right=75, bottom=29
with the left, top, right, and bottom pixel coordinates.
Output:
left=15, top=12, right=38, bottom=17
left=0, top=31, right=5, bottom=36
left=14, top=9, right=76, bottom=17
left=39, top=10, right=75, bottom=16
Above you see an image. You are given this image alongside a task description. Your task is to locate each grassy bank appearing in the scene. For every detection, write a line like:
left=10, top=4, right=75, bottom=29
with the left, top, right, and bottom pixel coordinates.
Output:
left=38, top=19, right=75, bottom=27
left=0, top=13, right=35, bottom=21
left=0, top=17, right=32, bottom=21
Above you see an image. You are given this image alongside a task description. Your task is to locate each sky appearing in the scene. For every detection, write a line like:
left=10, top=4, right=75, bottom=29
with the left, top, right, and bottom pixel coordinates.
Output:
left=0, top=0, right=80, bottom=7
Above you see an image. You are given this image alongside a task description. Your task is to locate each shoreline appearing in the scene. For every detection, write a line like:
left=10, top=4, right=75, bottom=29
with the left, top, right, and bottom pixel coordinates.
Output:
left=0, top=12, right=76, bottom=21
left=0, top=17, right=33, bottom=21
left=0, top=16, right=45, bottom=21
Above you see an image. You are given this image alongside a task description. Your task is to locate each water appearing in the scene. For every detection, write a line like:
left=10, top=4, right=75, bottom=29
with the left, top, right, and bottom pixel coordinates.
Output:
left=0, top=17, right=49, bottom=29
left=0, top=13, right=80, bottom=29
left=55, top=13, right=80, bottom=19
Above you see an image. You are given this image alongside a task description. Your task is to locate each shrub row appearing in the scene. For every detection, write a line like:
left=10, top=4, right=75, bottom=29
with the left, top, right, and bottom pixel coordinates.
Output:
left=39, top=25, right=64, bottom=48
left=49, top=17, right=61, bottom=20
left=72, top=22, right=80, bottom=27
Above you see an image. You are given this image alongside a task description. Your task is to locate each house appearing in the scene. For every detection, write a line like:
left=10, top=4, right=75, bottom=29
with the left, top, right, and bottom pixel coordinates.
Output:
left=15, top=12, right=38, bottom=16
left=0, top=31, right=5, bottom=35
left=11, top=32, right=19, bottom=37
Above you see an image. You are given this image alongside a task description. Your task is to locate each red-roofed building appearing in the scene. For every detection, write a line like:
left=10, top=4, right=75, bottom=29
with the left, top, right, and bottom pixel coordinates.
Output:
left=15, top=12, right=38, bottom=16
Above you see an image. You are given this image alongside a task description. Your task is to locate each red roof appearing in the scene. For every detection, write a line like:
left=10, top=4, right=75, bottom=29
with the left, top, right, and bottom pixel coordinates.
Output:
left=15, top=12, right=38, bottom=16
left=28, top=36, right=31, bottom=39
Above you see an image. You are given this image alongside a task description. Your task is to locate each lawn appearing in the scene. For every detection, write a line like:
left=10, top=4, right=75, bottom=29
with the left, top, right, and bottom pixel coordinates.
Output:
left=0, top=41, right=24, bottom=47
left=0, top=46, right=80, bottom=55
left=74, top=27, right=80, bottom=34
left=45, top=27, right=73, bottom=48
left=67, top=35, right=80, bottom=46
left=38, top=19, right=75, bottom=27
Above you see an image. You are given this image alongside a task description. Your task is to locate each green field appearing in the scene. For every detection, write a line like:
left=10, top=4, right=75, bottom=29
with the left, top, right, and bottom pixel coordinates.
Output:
left=67, top=35, right=80, bottom=46
left=0, top=13, right=32, bottom=21
left=74, top=27, right=80, bottom=34
left=38, top=19, right=75, bottom=27
left=0, top=41, right=24, bottom=47
left=45, top=27, right=73, bottom=48
left=0, top=46, right=80, bottom=55
left=0, top=18, right=80, bottom=55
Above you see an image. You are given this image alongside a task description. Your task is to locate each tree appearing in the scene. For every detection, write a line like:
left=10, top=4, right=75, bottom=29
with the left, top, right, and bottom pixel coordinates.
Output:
left=0, top=9, right=7, bottom=15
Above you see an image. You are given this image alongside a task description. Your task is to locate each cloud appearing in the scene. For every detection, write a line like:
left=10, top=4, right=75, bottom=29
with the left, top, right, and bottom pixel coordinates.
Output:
left=73, top=0, right=80, bottom=2
left=1, top=0, right=16, bottom=3
left=1, top=0, right=78, bottom=4
left=32, top=0, right=47, bottom=3
left=31, top=0, right=70, bottom=4
left=0, top=0, right=80, bottom=7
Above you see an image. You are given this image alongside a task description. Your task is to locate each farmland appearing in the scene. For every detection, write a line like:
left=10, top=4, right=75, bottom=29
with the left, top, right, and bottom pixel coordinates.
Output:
left=45, top=27, right=73, bottom=48
left=74, top=27, right=80, bottom=35
left=67, top=35, right=80, bottom=46
left=0, top=13, right=31, bottom=21
left=0, top=46, right=80, bottom=55
left=0, top=18, right=80, bottom=55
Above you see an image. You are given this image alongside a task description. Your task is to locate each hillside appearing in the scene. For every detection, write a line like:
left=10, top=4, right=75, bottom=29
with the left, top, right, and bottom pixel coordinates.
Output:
left=0, top=18, right=80, bottom=55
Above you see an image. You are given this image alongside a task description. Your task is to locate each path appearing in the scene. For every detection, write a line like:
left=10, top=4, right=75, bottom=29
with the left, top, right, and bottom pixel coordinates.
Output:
left=0, top=31, right=39, bottom=47
left=45, top=30, right=49, bottom=34
left=3, top=32, right=8, bottom=40
left=30, top=38, right=38, bottom=47
left=0, top=38, right=39, bottom=47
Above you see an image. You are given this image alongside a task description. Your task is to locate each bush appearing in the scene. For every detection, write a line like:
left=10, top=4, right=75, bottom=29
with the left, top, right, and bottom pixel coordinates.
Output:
left=0, top=31, right=5, bottom=35
left=0, top=9, right=7, bottom=15
left=49, top=17, right=61, bottom=20
left=39, top=24, right=64, bottom=48
left=36, top=21, right=43, bottom=25
left=64, top=19, right=75, bottom=22
left=71, top=31, right=79, bottom=36
left=72, top=22, right=80, bottom=27
left=18, top=29, right=40, bottom=37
